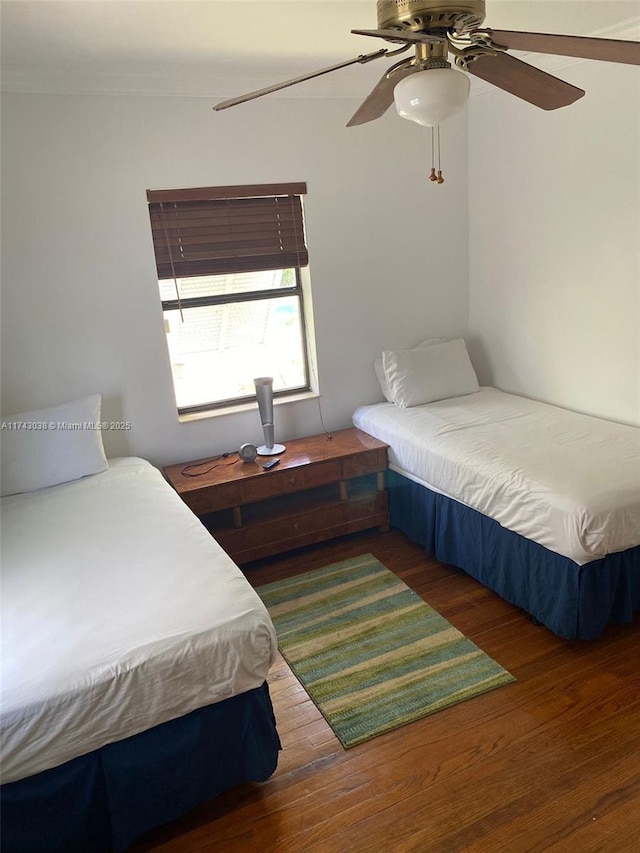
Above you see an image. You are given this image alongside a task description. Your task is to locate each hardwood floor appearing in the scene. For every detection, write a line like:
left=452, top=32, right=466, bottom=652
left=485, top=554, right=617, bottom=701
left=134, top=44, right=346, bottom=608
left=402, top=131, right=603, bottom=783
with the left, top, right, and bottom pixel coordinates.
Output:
left=132, top=529, right=640, bottom=853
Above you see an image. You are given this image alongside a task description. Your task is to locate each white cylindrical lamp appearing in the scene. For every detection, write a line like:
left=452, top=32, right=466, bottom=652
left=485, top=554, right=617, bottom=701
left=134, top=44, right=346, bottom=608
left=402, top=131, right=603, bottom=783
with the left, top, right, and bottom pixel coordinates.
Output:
left=254, top=377, right=286, bottom=455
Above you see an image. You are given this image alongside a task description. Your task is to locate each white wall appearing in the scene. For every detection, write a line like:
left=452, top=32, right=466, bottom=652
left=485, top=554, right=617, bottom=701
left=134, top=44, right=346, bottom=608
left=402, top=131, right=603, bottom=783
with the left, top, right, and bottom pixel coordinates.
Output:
left=468, top=58, right=640, bottom=426
left=0, top=92, right=469, bottom=464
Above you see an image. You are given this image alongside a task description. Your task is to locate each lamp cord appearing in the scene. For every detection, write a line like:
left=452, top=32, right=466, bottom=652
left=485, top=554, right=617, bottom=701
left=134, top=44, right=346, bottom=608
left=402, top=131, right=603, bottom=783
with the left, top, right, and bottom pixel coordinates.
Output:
left=180, top=453, right=242, bottom=476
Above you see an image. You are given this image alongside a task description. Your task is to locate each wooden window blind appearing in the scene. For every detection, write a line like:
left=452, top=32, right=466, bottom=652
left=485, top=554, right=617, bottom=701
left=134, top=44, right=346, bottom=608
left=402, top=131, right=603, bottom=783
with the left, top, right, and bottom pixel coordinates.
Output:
left=147, top=182, right=308, bottom=279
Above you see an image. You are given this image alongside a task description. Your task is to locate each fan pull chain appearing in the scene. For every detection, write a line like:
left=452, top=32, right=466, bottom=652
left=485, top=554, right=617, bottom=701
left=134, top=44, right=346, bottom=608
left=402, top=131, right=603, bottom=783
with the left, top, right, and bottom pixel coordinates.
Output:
left=429, top=126, right=437, bottom=182
left=436, top=125, right=444, bottom=184
left=428, top=127, right=444, bottom=184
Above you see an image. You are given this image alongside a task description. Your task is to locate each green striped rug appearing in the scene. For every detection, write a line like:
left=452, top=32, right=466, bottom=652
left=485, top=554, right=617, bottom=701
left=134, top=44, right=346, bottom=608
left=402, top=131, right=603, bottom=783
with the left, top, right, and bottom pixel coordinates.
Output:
left=256, top=554, right=515, bottom=748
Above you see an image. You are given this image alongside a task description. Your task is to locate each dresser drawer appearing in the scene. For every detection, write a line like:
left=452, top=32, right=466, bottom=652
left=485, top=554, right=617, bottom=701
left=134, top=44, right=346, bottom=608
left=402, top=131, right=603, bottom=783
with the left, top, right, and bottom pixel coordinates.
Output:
left=181, top=482, right=243, bottom=515
left=235, top=498, right=349, bottom=551
left=341, top=448, right=387, bottom=479
left=213, top=525, right=247, bottom=554
left=214, top=488, right=389, bottom=563
left=241, top=460, right=341, bottom=503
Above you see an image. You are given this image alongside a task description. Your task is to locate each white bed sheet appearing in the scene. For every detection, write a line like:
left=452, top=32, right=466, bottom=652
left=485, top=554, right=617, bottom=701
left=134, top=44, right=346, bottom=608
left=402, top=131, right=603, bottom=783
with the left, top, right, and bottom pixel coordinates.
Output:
left=353, top=388, right=640, bottom=565
left=0, top=457, right=277, bottom=784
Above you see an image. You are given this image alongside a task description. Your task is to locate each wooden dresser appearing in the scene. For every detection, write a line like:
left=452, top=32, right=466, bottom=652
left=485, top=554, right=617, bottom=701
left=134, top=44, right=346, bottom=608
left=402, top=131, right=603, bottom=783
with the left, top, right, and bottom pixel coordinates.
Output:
left=162, top=427, right=389, bottom=563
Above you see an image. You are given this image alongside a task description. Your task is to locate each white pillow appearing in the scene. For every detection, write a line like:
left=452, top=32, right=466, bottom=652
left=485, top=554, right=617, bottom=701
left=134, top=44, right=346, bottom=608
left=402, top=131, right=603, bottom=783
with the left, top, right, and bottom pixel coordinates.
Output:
left=382, top=339, right=479, bottom=408
left=374, top=338, right=446, bottom=402
left=374, top=358, right=393, bottom=402
left=1, top=395, right=109, bottom=496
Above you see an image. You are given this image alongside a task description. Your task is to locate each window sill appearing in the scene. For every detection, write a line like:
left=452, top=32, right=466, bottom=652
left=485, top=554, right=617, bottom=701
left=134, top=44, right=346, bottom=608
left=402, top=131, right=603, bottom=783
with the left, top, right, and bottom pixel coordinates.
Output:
left=177, top=390, right=319, bottom=424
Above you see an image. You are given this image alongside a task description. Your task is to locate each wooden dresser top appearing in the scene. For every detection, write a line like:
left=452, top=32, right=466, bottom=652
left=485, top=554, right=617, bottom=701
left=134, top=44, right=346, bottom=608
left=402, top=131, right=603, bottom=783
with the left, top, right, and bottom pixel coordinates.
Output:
left=162, top=427, right=388, bottom=496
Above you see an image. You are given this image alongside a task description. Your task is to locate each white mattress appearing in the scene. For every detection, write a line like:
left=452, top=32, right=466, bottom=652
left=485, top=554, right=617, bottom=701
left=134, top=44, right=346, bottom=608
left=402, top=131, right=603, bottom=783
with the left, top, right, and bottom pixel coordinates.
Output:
left=353, top=388, right=640, bottom=565
left=0, top=457, right=278, bottom=784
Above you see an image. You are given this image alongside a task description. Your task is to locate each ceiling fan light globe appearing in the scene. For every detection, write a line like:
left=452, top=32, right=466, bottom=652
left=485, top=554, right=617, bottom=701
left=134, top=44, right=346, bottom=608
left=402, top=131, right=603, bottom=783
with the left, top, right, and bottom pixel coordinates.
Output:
left=394, top=68, right=470, bottom=126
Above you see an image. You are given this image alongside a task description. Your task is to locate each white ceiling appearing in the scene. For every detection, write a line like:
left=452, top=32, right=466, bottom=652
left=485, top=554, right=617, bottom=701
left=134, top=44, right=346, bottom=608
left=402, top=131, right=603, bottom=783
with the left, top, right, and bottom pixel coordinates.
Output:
left=1, top=0, right=638, bottom=97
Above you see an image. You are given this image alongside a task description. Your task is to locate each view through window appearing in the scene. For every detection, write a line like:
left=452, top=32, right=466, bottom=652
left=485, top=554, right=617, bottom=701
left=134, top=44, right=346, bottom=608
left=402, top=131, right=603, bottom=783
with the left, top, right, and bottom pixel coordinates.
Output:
left=160, top=268, right=308, bottom=410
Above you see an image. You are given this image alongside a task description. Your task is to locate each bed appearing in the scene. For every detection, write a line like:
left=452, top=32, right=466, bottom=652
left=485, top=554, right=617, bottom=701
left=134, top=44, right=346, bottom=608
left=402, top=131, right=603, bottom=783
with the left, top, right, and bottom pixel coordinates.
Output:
left=0, top=396, right=281, bottom=852
left=353, top=340, right=640, bottom=640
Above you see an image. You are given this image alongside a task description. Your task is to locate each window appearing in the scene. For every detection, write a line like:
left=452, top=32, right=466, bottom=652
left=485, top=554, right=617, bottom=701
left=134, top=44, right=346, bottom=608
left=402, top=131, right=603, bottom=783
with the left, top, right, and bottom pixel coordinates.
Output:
left=146, top=182, right=313, bottom=414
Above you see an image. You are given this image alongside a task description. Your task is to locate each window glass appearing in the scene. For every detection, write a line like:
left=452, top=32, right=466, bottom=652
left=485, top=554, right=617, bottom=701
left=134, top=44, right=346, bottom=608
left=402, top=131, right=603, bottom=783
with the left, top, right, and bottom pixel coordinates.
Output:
left=161, top=270, right=307, bottom=410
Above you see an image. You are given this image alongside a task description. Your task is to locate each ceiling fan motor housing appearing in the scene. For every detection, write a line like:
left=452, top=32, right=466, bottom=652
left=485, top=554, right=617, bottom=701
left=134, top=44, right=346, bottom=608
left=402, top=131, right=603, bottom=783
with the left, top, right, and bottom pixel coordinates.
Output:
left=377, top=0, right=486, bottom=35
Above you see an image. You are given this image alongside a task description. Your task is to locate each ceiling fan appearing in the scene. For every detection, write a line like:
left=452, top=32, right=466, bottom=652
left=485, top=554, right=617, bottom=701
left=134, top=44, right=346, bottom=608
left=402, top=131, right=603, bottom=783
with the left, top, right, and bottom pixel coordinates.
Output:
left=214, top=0, right=640, bottom=130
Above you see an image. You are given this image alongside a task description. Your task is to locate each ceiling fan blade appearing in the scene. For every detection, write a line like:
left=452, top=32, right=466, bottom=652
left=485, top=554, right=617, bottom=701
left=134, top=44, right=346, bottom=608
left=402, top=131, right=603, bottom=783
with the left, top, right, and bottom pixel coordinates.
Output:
left=346, top=63, right=415, bottom=126
left=351, top=28, right=447, bottom=45
left=466, top=51, right=585, bottom=110
left=213, top=49, right=389, bottom=111
left=478, top=29, right=640, bottom=65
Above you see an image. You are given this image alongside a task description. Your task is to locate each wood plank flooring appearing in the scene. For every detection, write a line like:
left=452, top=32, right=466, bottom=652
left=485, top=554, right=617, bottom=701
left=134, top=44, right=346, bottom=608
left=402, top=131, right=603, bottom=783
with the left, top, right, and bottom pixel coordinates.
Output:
left=132, top=529, right=640, bottom=853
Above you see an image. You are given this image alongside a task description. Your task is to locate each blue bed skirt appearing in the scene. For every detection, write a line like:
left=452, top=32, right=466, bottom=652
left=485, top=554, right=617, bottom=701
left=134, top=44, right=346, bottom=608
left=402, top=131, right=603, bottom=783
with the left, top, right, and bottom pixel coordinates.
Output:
left=1, top=681, right=281, bottom=853
left=387, top=469, right=640, bottom=640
